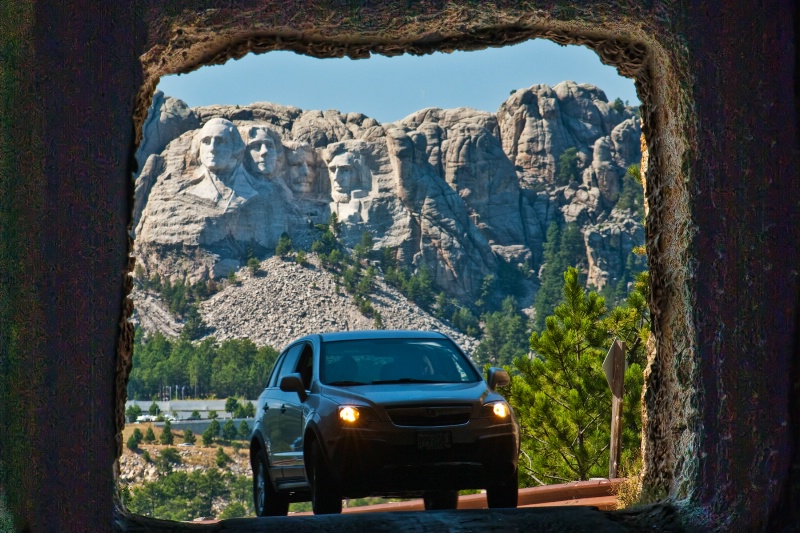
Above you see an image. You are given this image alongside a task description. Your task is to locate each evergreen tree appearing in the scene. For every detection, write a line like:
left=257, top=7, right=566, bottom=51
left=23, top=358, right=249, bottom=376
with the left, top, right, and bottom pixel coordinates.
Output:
left=202, top=426, right=214, bottom=447
left=238, top=420, right=251, bottom=440
left=188, top=410, right=201, bottom=420
left=353, top=231, right=374, bottom=261
left=243, top=401, right=256, bottom=418
left=556, top=147, right=580, bottom=185
left=126, top=403, right=143, bottom=423
left=452, top=307, right=480, bottom=337
left=182, top=428, right=196, bottom=445
left=159, top=420, right=174, bottom=445
left=127, top=428, right=144, bottom=451
left=612, top=97, right=626, bottom=114
left=533, top=222, right=586, bottom=331
left=215, top=446, right=231, bottom=468
left=474, top=296, right=530, bottom=366
left=143, top=426, right=156, bottom=444
left=208, top=410, right=218, bottom=420
left=222, top=419, right=238, bottom=441
left=208, top=419, right=220, bottom=437
left=275, top=232, right=293, bottom=257
left=149, top=401, right=160, bottom=416
left=295, top=250, right=307, bottom=266
left=224, top=397, right=239, bottom=415
left=512, top=267, right=611, bottom=484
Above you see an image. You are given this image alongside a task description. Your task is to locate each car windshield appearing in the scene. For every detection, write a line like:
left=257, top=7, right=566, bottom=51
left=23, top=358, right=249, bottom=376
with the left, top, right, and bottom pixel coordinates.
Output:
left=320, top=338, right=481, bottom=385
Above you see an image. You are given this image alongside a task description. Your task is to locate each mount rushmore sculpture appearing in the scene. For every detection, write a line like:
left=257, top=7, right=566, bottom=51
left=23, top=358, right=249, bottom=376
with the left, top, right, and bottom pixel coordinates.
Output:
left=133, top=81, right=644, bottom=299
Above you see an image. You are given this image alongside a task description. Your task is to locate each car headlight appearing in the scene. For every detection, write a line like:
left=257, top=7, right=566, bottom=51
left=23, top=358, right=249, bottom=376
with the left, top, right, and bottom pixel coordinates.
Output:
left=338, top=405, right=361, bottom=425
left=482, top=401, right=512, bottom=420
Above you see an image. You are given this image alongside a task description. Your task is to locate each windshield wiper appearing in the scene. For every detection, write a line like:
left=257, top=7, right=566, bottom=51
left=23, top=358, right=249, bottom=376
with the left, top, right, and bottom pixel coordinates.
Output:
left=371, top=378, right=445, bottom=385
left=327, top=380, right=368, bottom=386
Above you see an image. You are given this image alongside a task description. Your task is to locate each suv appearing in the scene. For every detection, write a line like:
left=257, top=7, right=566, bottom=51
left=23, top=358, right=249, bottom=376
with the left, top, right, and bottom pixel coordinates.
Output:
left=250, top=330, right=519, bottom=515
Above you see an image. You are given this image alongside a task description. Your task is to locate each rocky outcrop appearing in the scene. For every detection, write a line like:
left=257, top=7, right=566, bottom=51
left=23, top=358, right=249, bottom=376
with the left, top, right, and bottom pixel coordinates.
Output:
left=133, top=81, right=643, bottom=300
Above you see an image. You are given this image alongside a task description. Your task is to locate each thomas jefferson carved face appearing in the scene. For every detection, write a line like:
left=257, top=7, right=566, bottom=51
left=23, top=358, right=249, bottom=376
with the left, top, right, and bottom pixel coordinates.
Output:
left=244, top=126, right=278, bottom=178
left=197, top=118, right=244, bottom=175
left=328, top=152, right=359, bottom=201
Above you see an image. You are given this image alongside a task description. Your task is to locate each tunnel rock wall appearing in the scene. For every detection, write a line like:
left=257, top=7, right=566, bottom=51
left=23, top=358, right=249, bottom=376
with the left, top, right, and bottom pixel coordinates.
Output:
left=0, top=1, right=797, bottom=531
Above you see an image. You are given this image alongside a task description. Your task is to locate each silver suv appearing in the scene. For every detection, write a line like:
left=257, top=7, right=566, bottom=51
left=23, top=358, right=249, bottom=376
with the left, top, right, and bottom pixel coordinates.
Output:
left=250, top=330, right=519, bottom=515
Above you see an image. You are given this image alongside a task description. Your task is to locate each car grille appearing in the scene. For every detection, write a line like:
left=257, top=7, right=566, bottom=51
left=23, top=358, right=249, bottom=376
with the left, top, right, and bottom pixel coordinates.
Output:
left=385, top=405, right=472, bottom=427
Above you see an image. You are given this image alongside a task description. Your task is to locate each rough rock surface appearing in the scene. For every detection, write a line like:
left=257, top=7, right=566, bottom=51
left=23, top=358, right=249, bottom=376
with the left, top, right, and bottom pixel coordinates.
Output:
left=194, top=255, right=478, bottom=353
left=133, top=81, right=643, bottom=300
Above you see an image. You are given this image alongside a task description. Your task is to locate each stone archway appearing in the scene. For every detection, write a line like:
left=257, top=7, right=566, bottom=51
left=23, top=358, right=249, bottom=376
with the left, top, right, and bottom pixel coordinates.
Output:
left=123, top=4, right=697, bottom=522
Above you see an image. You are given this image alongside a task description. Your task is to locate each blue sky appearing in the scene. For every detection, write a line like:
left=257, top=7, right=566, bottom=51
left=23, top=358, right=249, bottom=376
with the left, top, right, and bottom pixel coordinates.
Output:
left=157, top=39, right=639, bottom=124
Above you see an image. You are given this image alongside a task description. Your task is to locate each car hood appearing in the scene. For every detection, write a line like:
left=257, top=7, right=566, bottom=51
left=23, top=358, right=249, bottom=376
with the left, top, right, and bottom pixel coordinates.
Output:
left=320, top=381, right=499, bottom=408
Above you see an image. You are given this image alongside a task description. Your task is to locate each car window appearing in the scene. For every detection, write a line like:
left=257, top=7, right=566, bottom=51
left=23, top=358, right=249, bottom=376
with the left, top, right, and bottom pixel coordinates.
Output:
left=320, top=338, right=480, bottom=384
left=294, top=343, right=314, bottom=390
left=269, top=343, right=304, bottom=387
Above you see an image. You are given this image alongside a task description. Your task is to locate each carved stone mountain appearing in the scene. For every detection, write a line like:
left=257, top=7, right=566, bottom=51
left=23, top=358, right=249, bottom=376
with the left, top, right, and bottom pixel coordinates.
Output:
left=133, top=81, right=643, bottom=299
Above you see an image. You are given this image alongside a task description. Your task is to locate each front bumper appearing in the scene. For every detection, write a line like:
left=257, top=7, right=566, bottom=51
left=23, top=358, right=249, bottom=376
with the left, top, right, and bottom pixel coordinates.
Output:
left=323, top=419, right=519, bottom=498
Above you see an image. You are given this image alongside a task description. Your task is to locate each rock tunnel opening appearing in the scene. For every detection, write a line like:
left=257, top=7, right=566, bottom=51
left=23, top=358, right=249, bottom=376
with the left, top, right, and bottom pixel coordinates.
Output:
left=119, top=16, right=696, bottom=527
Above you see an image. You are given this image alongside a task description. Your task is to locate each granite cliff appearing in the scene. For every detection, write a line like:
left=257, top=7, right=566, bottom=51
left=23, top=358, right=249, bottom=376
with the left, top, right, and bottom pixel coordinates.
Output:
left=133, top=81, right=643, bottom=306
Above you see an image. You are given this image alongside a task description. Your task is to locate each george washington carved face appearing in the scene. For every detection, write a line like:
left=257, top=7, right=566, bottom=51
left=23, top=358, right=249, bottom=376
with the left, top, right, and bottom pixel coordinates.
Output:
left=195, top=118, right=245, bottom=176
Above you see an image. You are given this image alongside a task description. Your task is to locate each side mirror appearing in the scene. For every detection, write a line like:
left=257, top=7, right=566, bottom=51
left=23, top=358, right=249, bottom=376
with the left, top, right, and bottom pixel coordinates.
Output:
left=487, top=367, right=510, bottom=390
left=280, top=373, right=308, bottom=402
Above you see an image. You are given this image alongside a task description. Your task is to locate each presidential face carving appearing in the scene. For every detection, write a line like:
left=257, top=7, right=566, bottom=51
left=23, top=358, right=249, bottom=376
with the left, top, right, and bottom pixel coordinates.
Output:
left=196, top=118, right=245, bottom=176
left=243, top=126, right=278, bottom=178
left=328, top=152, right=359, bottom=202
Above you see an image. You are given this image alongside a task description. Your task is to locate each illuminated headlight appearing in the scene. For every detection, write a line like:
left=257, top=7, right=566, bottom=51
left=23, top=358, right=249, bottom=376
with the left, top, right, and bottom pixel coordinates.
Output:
left=338, top=406, right=360, bottom=425
left=482, top=401, right=511, bottom=420
left=493, top=402, right=510, bottom=418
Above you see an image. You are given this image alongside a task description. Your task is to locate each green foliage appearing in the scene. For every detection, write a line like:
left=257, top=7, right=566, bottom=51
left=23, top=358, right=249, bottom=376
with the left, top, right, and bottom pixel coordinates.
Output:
left=208, top=419, right=220, bottom=437
left=451, top=307, right=480, bottom=337
left=275, top=232, right=293, bottom=257
left=183, top=429, right=196, bottom=445
left=179, top=304, right=206, bottom=341
left=159, top=420, right=174, bottom=445
left=219, top=501, right=247, bottom=520
left=149, top=401, right=160, bottom=416
left=128, top=335, right=279, bottom=400
left=556, top=147, right=581, bottom=185
left=295, top=250, right=308, bottom=266
left=612, top=97, right=625, bottom=114
left=615, top=163, right=644, bottom=216
left=142, top=450, right=152, bottom=463
left=224, top=397, right=239, bottom=414
left=474, top=297, right=530, bottom=367
left=247, top=257, right=260, bottom=275
left=208, top=410, right=218, bottom=420
left=127, top=428, right=143, bottom=451
left=189, top=410, right=201, bottom=420
left=143, top=426, right=156, bottom=444
left=201, top=427, right=214, bottom=447
left=122, top=468, right=240, bottom=521
left=233, top=403, right=246, bottom=418
left=533, top=222, right=586, bottom=331
left=373, top=310, right=385, bottom=330
left=509, top=266, right=647, bottom=486
left=243, top=401, right=255, bottom=418
left=353, top=231, right=374, bottom=261
left=155, top=447, right=181, bottom=474
left=238, top=420, right=251, bottom=440
left=222, top=419, right=237, bottom=441
left=227, top=270, right=238, bottom=286
left=126, top=403, right=142, bottom=423
left=215, top=447, right=231, bottom=468
left=385, top=264, right=436, bottom=310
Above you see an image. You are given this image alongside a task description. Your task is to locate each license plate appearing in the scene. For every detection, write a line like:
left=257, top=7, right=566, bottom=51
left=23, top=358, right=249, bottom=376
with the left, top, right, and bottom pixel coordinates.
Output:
left=417, top=431, right=451, bottom=450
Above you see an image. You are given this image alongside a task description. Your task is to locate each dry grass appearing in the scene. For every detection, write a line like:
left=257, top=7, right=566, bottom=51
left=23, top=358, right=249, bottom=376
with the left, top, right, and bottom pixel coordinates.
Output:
left=614, top=456, right=643, bottom=509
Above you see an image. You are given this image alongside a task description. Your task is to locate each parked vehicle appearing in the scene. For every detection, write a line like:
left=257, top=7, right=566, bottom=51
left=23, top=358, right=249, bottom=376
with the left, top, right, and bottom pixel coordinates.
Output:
left=250, top=330, right=519, bottom=516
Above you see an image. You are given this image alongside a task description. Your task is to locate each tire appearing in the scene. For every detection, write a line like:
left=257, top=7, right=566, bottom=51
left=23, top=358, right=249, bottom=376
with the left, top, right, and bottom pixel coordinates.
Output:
left=252, top=449, right=289, bottom=517
left=309, top=440, right=342, bottom=515
left=485, top=467, right=518, bottom=509
left=423, top=490, right=459, bottom=510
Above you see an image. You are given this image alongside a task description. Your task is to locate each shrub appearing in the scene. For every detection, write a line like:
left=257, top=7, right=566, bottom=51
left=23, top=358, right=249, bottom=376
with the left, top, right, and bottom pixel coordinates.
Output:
left=126, top=404, right=143, bottom=423
left=295, top=250, right=307, bottom=266
left=219, top=502, right=247, bottom=520
left=159, top=420, right=174, bottom=445
left=188, top=410, right=201, bottom=420
left=275, top=232, right=293, bottom=257
left=126, top=429, right=143, bottom=451
left=222, top=419, right=238, bottom=441
left=238, top=420, right=251, bottom=440
left=247, top=257, right=260, bottom=275
left=142, top=450, right=152, bottom=463
left=183, top=428, right=196, bottom=445
left=215, top=447, right=231, bottom=468
left=143, top=426, right=156, bottom=444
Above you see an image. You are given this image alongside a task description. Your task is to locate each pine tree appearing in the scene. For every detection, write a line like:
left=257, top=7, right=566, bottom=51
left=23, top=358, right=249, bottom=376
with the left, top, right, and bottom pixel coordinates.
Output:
left=222, top=419, right=237, bottom=441
left=143, top=426, right=156, bottom=444
left=474, top=296, right=530, bottom=366
left=127, top=428, right=144, bottom=451
left=238, top=420, right=251, bottom=440
left=183, top=428, right=196, bottom=445
left=512, top=267, right=611, bottom=484
left=275, top=232, right=293, bottom=257
left=159, top=420, right=174, bottom=445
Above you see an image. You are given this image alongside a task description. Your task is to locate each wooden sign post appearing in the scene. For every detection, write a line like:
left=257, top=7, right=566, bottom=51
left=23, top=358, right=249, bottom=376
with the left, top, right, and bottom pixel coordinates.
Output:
left=602, top=339, right=626, bottom=479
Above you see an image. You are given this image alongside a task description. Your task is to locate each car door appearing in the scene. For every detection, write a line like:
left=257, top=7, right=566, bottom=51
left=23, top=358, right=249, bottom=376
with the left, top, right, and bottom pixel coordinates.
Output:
left=280, top=342, right=314, bottom=481
left=263, top=343, right=303, bottom=482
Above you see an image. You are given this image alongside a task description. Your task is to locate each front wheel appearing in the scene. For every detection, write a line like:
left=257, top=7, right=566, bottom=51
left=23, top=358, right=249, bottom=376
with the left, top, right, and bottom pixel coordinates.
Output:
left=309, top=440, right=342, bottom=515
left=252, top=449, right=289, bottom=516
left=485, top=467, right=518, bottom=508
left=423, top=490, right=459, bottom=510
